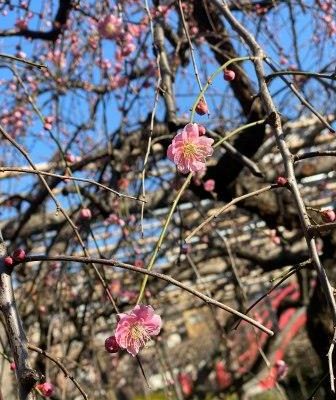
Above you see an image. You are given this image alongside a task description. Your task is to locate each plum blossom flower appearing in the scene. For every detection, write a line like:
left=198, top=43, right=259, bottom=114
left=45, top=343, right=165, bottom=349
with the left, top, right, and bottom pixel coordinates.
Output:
left=98, top=15, right=122, bottom=39
left=115, top=304, right=162, bottom=356
left=36, top=382, right=54, bottom=397
left=167, top=123, right=214, bottom=174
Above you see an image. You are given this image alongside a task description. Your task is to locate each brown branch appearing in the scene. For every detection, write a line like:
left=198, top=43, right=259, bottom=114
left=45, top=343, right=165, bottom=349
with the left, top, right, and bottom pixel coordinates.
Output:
left=212, top=0, right=336, bottom=392
left=294, top=150, right=336, bottom=162
left=23, top=254, right=274, bottom=336
left=0, top=231, right=39, bottom=399
left=185, top=184, right=277, bottom=243
left=264, top=58, right=335, bottom=133
left=27, top=344, right=88, bottom=400
left=0, top=0, right=72, bottom=42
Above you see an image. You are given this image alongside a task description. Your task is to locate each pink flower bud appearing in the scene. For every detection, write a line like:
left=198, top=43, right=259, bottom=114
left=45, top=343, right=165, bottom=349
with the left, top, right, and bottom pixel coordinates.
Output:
left=39, top=305, right=47, bottom=314
left=43, top=116, right=53, bottom=130
left=15, top=19, right=28, bottom=30
left=10, top=362, right=16, bottom=371
left=43, top=123, right=52, bottom=130
left=322, top=209, right=336, bottom=223
left=224, top=69, right=235, bottom=81
left=203, top=179, right=215, bottom=192
left=105, top=335, right=120, bottom=353
left=272, top=236, right=281, bottom=245
left=181, top=244, right=191, bottom=255
left=195, top=98, right=208, bottom=115
left=117, top=178, right=129, bottom=190
left=36, top=382, right=54, bottom=397
left=275, top=360, right=288, bottom=380
left=134, top=259, right=144, bottom=268
left=12, top=248, right=26, bottom=262
left=4, top=256, right=14, bottom=266
left=198, top=124, right=206, bottom=136
left=80, top=208, right=92, bottom=220
left=178, top=372, right=193, bottom=396
left=65, top=153, right=75, bottom=163
left=276, top=176, right=288, bottom=186
left=109, top=280, right=121, bottom=297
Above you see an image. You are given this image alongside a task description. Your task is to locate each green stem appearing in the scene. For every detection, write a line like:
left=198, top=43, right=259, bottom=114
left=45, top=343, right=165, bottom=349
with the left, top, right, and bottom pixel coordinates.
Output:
left=213, top=118, right=266, bottom=149
left=136, top=174, right=193, bottom=304
left=190, top=56, right=259, bottom=122
left=136, top=55, right=262, bottom=305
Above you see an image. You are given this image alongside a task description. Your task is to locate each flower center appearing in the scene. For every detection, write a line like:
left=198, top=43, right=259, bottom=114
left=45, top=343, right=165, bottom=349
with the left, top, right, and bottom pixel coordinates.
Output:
left=130, top=323, right=150, bottom=343
left=183, top=142, right=197, bottom=158
left=106, top=23, right=116, bottom=35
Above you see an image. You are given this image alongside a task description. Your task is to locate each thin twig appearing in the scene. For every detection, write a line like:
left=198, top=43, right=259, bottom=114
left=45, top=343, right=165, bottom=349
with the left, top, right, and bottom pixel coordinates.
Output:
left=140, top=3, right=162, bottom=236
left=266, top=70, right=336, bottom=82
left=27, top=344, right=88, bottom=400
left=178, top=0, right=204, bottom=93
left=0, top=53, right=47, bottom=69
left=264, top=58, right=335, bottom=133
left=137, top=174, right=193, bottom=304
left=0, top=124, right=119, bottom=315
left=23, top=254, right=274, bottom=336
left=0, top=166, right=144, bottom=202
left=233, top=260, right=312, bottom=330
left=185, top=185, right=275, bottom=243
left=293, top=150, right=336, bottom=162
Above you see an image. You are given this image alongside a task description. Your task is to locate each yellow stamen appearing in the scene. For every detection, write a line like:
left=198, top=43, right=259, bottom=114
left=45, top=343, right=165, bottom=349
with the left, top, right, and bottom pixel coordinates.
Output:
left=183, top=142, right=197, bottom=158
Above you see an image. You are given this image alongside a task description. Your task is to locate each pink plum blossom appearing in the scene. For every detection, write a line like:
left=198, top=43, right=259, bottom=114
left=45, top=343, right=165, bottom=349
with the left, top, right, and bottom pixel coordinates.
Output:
left=36, top=382, right=54, bottom=397
left=98, top=15, right=122, bottom=39
left=115, top=304, right=162, bottom=356
left=167, top=123, right=214, bottom=174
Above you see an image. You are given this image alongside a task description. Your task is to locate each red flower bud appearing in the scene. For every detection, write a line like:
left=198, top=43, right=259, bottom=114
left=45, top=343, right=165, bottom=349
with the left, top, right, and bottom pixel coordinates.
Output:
left=65, top=153, right=75, bottom=163
left=105, top=336, right=120, bottom=353
left=195, top=98, right=208, bottom=115
left=36, top=382, right=54, bottom=397
left=322, top=209, right=336, bottom=223
left=12, top=248, right=26, bottom=262
left=181, top=244, right=191, bottom=254
left=223, top=69, right=235, bottom=81
left=276, top=176, right=288, bottom=186
left=80, top=208, right=92, bottom=220
left=4, top=256, right=14, bottom=266
left=198, top=125, right=206, bottom=136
